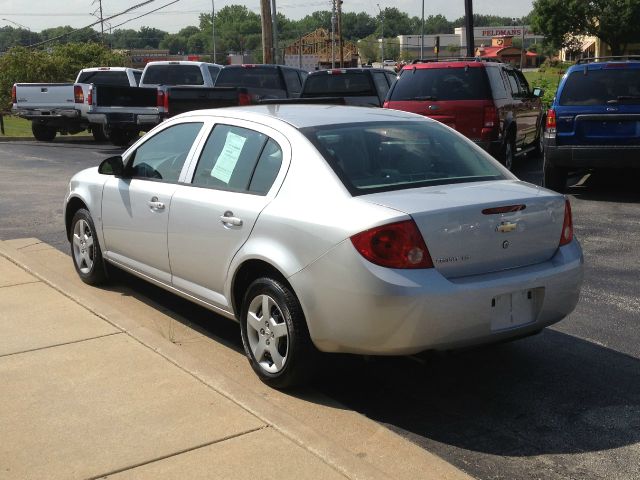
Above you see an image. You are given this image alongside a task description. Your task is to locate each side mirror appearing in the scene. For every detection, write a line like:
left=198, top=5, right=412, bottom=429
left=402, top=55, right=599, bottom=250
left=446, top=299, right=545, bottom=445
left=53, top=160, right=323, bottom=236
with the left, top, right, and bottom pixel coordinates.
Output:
left=98, top=155, right=124, bottom=176
left=533, top=87, right=544, bottom=98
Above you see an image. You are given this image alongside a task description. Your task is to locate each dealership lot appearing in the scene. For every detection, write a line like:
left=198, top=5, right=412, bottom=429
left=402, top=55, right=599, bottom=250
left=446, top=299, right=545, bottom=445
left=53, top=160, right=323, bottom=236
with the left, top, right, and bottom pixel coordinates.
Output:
left=0, top=139, right=638, bottom=479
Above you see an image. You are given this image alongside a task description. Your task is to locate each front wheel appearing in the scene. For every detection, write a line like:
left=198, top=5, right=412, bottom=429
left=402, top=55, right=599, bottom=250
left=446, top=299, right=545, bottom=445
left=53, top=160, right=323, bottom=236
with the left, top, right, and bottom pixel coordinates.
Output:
left=70, top=209, right=107, bottom=285
left=533, top=120, right=545, bottom=157
left=32, top=123, right=56, bottom=142
left=240, top=277, right=318, bottom=389
left=543, top=153, right=568, bottom=192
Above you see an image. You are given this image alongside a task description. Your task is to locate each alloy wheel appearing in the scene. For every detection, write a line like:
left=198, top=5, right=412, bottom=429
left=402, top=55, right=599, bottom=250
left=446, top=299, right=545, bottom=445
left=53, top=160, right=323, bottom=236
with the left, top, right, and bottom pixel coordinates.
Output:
left=246, top=294, right=289, bottom=373
left=72, top=219, right=95, bottom=274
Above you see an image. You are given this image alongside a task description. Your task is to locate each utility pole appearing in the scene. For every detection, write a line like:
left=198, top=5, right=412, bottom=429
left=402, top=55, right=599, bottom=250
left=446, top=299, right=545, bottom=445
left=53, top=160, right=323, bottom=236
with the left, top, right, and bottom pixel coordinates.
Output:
left=271, top=0, right=279, bottom=64
left=464, top=0, right=474, bottom=57
left=377, top=4, right=384, bottom=62
left=337, top=0, right=343, bottom=67
left=260, top=0, right=273, bottom=64
left=420, top=0, right=424, bottom=60
left=92, top=0, right=105, bottom=44
left=331, top=0, right=337, bottom=68
left=211, top=0, right=216, bottom=63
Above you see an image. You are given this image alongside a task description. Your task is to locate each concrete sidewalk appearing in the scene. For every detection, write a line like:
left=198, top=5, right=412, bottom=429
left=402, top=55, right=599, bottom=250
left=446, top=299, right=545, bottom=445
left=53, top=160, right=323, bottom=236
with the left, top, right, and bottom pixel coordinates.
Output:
left=0, top=239, right=473, bottom=480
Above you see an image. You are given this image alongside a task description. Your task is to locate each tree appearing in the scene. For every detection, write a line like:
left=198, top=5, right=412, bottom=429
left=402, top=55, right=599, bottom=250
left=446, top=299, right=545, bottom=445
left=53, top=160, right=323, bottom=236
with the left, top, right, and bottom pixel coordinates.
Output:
left=376, top=8, right=412, bottom=38
left=532, top=0, right=640, bottom=55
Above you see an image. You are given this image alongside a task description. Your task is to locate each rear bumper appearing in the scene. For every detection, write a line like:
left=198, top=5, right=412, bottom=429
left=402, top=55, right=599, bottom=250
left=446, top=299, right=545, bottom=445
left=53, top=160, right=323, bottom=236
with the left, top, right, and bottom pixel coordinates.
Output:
left=289, top=238, right=583, bottom=355
left=545, top=135, right=640, bottom=168
left=87, top=112, right=161, bottom=129
left=12, top=108, right=81, bottom=120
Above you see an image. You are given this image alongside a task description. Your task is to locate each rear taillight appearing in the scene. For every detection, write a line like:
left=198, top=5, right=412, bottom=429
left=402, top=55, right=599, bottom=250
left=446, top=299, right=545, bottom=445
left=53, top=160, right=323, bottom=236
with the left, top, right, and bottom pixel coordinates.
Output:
left=238, top=91, right=252, bottom=106
left=351, top=220, right=434, bottom=269
left=382, top=100, right=390, bottom=108
left=157, top=89, right=169, bottom=114
left=87, top=86, right=93, bottom=106
left=559, top=199, right=574, bottom=246
left=74, top=85, right=84, bottom=103
left=11, top=84, right=17, bottom=104
left=483, top=105, right=498, bottom=128
left=546, top=109, right=556, bottom=132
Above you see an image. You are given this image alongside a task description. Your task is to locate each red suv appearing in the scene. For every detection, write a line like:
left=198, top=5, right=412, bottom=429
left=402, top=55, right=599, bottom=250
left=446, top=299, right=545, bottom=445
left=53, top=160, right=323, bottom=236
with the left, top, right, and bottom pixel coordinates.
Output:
left=384, top=59, right=545, bottom=170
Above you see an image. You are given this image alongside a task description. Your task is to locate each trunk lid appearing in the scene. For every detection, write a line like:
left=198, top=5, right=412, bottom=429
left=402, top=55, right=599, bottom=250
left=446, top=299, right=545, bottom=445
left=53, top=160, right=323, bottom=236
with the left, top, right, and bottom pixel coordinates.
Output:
left=361, top=180, right=566, bottom=278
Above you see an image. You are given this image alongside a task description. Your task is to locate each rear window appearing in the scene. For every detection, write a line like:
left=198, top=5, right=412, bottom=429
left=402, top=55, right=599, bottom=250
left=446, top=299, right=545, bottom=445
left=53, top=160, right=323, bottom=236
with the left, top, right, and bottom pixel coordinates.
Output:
left=215, top=67, right=284, bottom=90
left=142, top=65, right=204, bottom=86
left=303, top=72, right=376, bottom=96
left=77, top=71, right=130, bottom=86
left=559, top=68, right=640, bottom=105
left=302, top=121, right=506, bottom=195
left=390, top=67, right=492, bottom=101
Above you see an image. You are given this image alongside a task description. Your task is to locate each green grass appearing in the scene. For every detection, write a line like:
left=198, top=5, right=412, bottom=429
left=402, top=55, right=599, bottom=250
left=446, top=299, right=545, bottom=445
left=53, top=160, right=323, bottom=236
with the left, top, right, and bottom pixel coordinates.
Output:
left=0, top=115, right=32, bottom=137
left=524, top=67, right=568, bottom=108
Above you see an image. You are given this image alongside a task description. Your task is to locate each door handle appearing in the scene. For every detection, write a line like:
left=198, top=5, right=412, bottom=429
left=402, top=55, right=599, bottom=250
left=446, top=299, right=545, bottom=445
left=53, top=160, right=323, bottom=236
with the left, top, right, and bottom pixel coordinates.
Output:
left=220, top=211, right=243, bottom=226
left=148, top=196, right=165, bottom=210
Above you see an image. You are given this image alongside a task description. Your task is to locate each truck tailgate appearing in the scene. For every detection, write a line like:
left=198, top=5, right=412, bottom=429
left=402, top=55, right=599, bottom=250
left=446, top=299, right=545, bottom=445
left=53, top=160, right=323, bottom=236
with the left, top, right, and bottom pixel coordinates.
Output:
left=166, top=87, right=243, bottom=116
left=14, top=84, right=76, bottom=110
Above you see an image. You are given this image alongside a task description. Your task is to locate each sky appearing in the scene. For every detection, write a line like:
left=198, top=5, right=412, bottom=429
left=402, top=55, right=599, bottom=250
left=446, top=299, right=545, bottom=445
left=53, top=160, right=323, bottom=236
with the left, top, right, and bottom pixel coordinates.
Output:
left=0, top=0, right=535, bottom=33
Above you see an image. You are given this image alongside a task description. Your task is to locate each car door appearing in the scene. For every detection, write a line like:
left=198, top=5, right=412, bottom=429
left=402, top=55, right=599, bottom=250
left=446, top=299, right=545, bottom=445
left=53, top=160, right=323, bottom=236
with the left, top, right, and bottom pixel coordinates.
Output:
left=101, top=121, right=206, bottom=283
left=504, top=68, right=536, bottom=146
left=168, top=120, right=289, bottom=311
left=514, top=69, right=543, bottom=144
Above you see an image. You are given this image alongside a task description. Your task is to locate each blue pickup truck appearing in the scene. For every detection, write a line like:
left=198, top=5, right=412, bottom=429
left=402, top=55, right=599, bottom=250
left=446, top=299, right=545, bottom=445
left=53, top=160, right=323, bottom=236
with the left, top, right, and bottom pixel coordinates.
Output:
left=543, top=57, right=640, bottom=192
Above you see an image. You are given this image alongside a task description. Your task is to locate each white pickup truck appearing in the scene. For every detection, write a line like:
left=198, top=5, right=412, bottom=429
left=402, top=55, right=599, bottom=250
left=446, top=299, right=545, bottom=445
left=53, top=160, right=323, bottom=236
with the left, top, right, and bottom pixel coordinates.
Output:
left=11, top=67, right=142, bottom=142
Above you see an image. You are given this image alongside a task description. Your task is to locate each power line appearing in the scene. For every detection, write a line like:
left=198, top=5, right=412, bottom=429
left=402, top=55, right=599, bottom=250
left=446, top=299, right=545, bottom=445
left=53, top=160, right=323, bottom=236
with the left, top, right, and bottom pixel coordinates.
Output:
left=26, top=0, right=159, bottom=47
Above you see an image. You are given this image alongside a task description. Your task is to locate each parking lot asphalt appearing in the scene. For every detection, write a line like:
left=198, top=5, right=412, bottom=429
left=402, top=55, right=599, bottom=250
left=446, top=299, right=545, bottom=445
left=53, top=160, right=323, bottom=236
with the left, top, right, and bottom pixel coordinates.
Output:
left=0, top=138, right=638, bottom=480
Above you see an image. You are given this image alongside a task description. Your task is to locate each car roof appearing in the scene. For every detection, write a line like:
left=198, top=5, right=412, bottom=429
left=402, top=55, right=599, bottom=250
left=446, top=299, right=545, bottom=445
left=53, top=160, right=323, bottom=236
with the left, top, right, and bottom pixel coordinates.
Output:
left=566, top=59, right=640, bottom=72
left=80, top=67, right=140, bottom=72
left=144, top=61, right=221, bottom=67
left=401, top=59, right=507, bottom=71
left=177, top=104, right=428, bottom=129
left=308, top=68, right=389, bottom=75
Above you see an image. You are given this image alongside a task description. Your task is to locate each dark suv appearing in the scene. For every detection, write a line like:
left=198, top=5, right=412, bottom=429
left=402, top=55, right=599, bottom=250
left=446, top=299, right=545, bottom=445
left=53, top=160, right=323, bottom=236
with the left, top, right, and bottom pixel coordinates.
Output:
left=543, top=57, right=640, bottom=191
left=384, top=59, right=545, bottom=169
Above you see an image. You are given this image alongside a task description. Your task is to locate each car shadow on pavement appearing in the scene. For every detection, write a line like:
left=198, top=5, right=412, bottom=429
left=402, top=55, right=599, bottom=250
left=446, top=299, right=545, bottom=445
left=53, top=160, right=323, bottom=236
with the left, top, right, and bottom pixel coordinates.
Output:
left=319, top=329, right=640, bottom=458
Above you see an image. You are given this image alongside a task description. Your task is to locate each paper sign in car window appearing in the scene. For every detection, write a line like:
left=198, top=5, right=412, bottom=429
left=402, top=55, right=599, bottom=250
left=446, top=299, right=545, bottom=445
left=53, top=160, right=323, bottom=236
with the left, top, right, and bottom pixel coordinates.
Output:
left=210, top=131, right=247, bottom=183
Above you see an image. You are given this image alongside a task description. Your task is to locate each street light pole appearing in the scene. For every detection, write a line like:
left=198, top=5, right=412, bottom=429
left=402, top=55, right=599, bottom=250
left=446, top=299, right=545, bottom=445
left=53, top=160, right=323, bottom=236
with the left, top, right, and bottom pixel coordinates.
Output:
left=2, top=18, right=31, bottom=46
left=271, top=0, right=278, bottom=64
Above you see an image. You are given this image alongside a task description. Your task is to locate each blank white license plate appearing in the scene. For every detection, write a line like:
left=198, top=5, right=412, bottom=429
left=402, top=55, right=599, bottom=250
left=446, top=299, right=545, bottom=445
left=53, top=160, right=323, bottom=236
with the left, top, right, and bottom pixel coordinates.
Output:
left=490, top=288, right=542, bottom=331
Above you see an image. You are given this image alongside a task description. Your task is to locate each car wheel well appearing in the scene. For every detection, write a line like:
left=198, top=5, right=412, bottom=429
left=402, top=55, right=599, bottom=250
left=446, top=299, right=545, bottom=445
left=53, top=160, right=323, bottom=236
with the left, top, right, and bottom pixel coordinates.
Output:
left=65, top=197, right=88, bottom=240
left=232, top=260, right=291, bottom=318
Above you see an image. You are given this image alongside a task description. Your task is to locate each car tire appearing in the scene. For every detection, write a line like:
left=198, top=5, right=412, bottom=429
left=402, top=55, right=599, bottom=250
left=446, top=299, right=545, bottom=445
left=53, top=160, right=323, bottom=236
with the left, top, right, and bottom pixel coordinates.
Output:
left=501, top=134, right=516, bottom=171
left=31, top=123, right=57, bottom=142
left=91, top=123, right=109, bottom=142
left=70, top=208, right=108, bottom=285
left=110, top=128, right=137, bottom=147
left=240, top=277, right=318, bottom=389
left=543, top=153, right=568, bottom=193
left=533, top=120, right=545, bottom=157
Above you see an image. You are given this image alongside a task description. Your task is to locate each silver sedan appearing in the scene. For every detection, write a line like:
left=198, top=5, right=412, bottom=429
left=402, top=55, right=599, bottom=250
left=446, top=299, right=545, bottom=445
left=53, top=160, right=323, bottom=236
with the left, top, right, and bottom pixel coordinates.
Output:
left=65, top=105, right=583, bottom=388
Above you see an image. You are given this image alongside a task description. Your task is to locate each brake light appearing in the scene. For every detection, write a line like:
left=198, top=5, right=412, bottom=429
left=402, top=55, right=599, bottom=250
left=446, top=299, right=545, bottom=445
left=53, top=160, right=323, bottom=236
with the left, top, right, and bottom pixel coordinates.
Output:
left=87, top=86, right=93, bottom=106
left=156, top=89, right=164, bottom=108
left=483, top=105, right=498, bottom=128
left=559, top=199, right=573, bottom=246
left=329, top=69, right=346, bottom=74
left=11, top=84, right=16, bottom=104
left=546, top=109, right=556, bottom=131
left=382, top=100, right=390, bottom=108
left=351, top=220, right=434, bottom=269
left=74, top=85, right=84, bottom=103
left=238, top=91, right=252, bottom=106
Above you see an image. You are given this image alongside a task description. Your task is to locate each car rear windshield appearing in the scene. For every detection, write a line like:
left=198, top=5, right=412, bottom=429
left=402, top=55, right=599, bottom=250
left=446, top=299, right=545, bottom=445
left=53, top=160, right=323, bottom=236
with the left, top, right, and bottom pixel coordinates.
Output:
left=303, top=72, right=376, bottom=96
left=77, top=71, right=130, bottom=86
left=389, top=67, right=492, bottom=101
left=215, top=67, right=284, bottom=90
left=559, top=67, right=640, bottom=105
left=302, top=121, right=506, bottom=195
left=142, top=65, right=204, bottom=86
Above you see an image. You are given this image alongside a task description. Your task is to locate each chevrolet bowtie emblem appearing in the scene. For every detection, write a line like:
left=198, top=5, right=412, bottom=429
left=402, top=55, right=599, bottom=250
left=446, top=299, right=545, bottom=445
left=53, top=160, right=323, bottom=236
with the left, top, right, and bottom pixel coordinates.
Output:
left=496, top=221, right=517, bottom=233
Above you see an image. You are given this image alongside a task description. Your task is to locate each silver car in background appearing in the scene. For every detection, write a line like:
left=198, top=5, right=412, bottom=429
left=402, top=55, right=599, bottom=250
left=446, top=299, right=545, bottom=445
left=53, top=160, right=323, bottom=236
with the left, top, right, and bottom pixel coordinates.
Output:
left=64, top=105, right=583, bottom=388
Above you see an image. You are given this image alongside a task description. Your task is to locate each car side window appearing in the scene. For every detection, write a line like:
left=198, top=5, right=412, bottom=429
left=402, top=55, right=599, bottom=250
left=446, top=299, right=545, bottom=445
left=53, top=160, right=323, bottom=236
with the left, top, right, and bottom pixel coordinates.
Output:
left=372, top=72, right=391, bottom=98
left=128, top=122, right=203, bottom=182
left=514, top=70, right=531, bottom=96
left=385, top=72, right=397, bottom=86
left=486, top=67, right=508, bottom=100
left=505, top=70, right=522, bottom=97
left=282, top=68, right=302, bottom=95
left=192, top=124, right=268, bottom=192
left=208, top=65, right=221, bottom=84
left=249, top=139, right=283, bottom=195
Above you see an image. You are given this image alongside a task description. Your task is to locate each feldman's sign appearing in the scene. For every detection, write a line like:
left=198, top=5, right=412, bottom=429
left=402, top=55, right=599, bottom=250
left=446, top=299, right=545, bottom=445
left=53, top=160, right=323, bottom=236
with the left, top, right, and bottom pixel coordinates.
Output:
left=480, top=28, right=529, bottom=37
